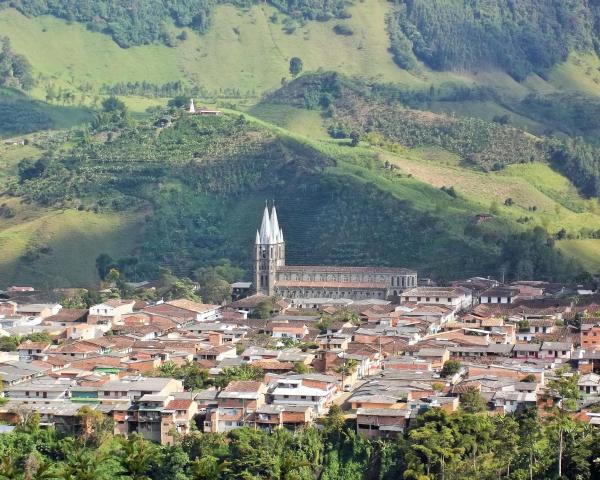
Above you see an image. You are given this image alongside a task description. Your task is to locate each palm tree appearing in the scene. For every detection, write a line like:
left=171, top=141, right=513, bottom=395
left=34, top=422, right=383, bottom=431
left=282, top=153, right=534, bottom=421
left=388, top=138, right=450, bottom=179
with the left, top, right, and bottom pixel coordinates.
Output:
left=0, top=452, right=22, bottom=480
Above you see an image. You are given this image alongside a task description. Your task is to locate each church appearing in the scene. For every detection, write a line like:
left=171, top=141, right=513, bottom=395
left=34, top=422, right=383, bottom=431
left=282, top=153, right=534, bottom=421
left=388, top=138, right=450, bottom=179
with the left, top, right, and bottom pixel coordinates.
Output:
left=254, top=204, right=418, bottom=300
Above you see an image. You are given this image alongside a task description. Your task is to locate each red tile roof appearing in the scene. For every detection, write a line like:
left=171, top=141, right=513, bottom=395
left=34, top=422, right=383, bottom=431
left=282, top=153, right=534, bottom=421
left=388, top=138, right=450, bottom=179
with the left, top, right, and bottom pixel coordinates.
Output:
left=224, top=380, right=263, bottom=392
left=166, top=399, right=193, bottom=410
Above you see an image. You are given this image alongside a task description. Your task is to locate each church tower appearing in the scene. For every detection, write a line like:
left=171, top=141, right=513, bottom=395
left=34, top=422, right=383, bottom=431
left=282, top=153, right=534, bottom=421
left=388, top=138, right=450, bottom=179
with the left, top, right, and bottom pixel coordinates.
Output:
left=254, top=203, right=285, bottom=295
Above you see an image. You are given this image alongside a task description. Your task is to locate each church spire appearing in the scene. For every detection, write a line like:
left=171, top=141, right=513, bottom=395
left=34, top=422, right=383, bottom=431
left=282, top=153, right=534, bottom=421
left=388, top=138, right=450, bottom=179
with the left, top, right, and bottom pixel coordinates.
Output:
left=270, top=204, right=280, bottom=243
left=255, top=229, right=260, bottom=245
left=259, top=203, right=272, bottom=244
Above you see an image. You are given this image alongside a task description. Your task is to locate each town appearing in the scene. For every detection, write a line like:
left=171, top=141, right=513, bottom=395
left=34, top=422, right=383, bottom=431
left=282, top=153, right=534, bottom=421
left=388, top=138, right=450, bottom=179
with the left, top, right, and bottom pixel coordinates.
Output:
left=0, top=204, right=598, bottom=446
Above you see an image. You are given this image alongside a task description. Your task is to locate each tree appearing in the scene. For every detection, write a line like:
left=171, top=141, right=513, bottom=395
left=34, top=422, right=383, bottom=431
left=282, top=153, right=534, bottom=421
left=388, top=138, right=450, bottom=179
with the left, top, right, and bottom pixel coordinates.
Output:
left=101, top=96, right=126, bottom=113
left=349, top=130, right=360, bottom=147
left=118, top=434, right=156, bottom=480
left=255, top=298, right=274, bottom=319
left=547, top=367, right=580, bottom=478
left=459, top=387, right=487, bottom=413
left=293, top=362, right=310, bottom=374
left=193, top=267, right=232, bottom=304
left=289, top=57, right=303, bottom=76
left=441, top=360, right=461, bottom=378
left=95, top=254, right=114, bottom=280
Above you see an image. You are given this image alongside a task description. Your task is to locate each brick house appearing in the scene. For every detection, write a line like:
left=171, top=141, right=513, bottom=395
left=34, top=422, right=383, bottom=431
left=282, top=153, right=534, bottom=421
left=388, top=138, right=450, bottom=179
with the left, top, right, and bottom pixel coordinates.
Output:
left=205, top=381, right=267, bottom=433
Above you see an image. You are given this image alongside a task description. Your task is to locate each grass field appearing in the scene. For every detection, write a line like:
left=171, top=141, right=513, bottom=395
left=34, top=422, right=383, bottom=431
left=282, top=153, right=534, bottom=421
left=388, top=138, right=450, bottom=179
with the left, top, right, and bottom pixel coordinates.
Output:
left=0, top=206, right=144, bottom=287
left=0, top=1, right=475, bottom=101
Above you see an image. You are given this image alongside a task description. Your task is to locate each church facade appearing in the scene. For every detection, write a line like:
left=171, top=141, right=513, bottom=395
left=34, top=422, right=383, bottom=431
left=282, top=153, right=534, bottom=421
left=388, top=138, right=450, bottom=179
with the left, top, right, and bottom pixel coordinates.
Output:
left=254, top=205, right=417, bottom=300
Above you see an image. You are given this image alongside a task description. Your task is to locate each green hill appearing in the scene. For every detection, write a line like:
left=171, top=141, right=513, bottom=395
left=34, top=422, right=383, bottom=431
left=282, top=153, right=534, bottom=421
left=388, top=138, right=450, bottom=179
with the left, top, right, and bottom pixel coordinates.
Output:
left=0, top=1, right=599, bottom=286
left=0, top=97, right=594, bottom=287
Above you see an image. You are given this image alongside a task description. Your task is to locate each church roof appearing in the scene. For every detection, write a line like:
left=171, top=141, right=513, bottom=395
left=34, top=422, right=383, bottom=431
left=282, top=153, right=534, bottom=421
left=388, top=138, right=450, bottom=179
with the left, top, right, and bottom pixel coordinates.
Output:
left=275, top=280, right=388, bottom=290
left=277, top=266, right=416, bottom=275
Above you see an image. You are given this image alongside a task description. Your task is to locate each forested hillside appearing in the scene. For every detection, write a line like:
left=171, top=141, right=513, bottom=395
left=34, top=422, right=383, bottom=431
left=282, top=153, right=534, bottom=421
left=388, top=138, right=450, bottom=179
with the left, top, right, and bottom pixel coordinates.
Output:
left=389, top=0, right=600, bottom=79
left=0, top=95, right=588, bottom=285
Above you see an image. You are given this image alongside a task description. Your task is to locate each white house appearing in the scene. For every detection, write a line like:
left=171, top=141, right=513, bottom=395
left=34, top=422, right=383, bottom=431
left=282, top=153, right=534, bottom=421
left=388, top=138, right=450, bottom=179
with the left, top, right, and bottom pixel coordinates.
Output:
left=400, top=287, right=472, bottom=312
left=88, top=299, right=135, bottom=326
left=480, top=286, right=520, bottom=304
left=268, top=375, right=337, bottom=414
left=166, top=300, right=222, bottom=322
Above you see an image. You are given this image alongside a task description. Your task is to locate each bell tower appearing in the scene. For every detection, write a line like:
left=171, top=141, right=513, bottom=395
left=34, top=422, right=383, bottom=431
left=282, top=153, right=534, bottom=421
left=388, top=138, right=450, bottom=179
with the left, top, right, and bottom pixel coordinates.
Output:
left=254, top=202, right=285, bottom=295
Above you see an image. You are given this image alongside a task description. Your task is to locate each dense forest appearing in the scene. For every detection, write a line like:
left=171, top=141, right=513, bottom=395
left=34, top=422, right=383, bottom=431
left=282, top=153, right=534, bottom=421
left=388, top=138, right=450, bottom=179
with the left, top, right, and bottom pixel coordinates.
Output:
left=1, top=402, right=600, bottom=480
left=389, top=0, right=600, bottom=80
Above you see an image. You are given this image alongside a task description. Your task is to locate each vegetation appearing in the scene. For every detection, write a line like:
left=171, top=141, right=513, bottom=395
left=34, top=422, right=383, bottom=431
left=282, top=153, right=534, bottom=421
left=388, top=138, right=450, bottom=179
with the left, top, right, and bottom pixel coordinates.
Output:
left=0, top=36, right=33, bottom=89
left=0, top=331, right=52, bottom=352
left=5, top=0, right=352, bottom=48
left=390, top=0, right=600, bottom=80
left=2, top=401, right=600, bottom=479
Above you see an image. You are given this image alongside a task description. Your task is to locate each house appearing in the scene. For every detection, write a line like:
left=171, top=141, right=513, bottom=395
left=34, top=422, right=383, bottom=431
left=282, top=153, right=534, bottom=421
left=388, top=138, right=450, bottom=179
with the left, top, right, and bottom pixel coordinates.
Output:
left=4, top=377, right=72, bottom=403
left=231, top=282, right=252, bottom=301
left=539, top=342, right=573, bottom=361
left=51, top=341, right=103, bottom=359
left=16, top=340, right=51, bottom=361
left=268, top=374, right=338, bottom=414
left=480, top=286, right=520, bottom=304
left=88, top=300, right=135, bottom=326
left=161, top=398, right=199, bottom=444
left=415, top=348, right=450, bottom=368
left=255, top=404, right=314, bottom=431
left=230, top=293, right=271, bottom=316
left=165, top=299, right=222, bottom=322
left=271, top=322, right=309, bottom=340
left=515, top=318, right=556, bottom=342
left=142, top=304, right=197, bottom=327
left=17, top=304, right=62, bottom=319
left=205, top=381, right=267, bottom=433
left=512, top=344, right=541, bottom=360
left=0, top=301, right=17, bottom=316
left=7, top=286, right=34, bottom=293
left=194, top=344, right=237, bottom=362
left=581, top=322, right=600, bottom=349
left=491, top=391, right=537, bottom=414
left=400, top=287, right=472, bottom=312
left=43, top=309, right=88, bottom=328
left=0, top=360, right=51, bottom=386
left=356, top=408, right=411, bottom=439
left=98, top=376, right=183, bottom=403
left=579, top=373, right=600, bottom=396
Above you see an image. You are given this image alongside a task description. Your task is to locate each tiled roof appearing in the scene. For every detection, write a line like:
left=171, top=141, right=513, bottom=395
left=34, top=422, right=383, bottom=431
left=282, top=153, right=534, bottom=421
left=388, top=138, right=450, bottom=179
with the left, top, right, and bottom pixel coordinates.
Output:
left=166, top=399, right=193, bottom=410
left=166, top=299, right=220, bottom=314
left=16, top=341, right=50, bottom=350
left=402, top=287, right=471, bottom=298
left=277, top=265, right=416, bottom=274
left=44, top=309, right=88, bottom=323
left=276, top=280, right=388, bottom=289
left=224, top=380, right=263, bottom=393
